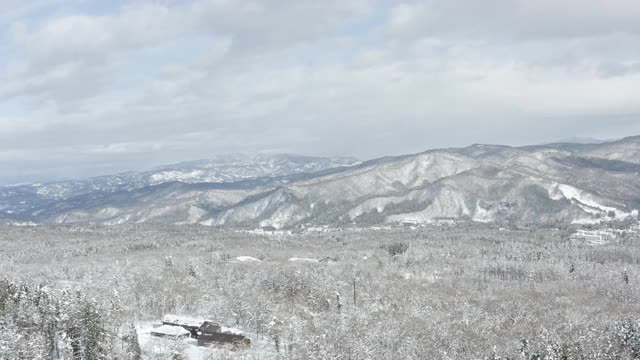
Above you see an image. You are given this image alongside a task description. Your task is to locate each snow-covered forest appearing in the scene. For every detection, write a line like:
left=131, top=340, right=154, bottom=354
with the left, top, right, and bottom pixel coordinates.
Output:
left=1, top=223, right=640, bottom=359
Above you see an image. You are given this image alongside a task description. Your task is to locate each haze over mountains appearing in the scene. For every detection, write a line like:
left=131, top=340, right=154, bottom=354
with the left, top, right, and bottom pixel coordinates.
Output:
left=2, top=137, right=639, bottom=228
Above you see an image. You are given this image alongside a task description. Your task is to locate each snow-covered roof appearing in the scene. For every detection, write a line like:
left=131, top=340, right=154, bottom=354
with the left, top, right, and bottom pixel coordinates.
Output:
left=234, top=256, right=262, bottom=262
left=151, top=325, right=191, bottom=337
left=220, top=326, right=244, bottom=335
left=162, top=314, right=212, bottom=328
left=288, top=257, right=319, bottom=263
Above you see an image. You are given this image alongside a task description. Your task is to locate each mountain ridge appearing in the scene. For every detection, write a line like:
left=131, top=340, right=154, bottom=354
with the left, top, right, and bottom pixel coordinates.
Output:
left=2, top=137, right=639, bottom=227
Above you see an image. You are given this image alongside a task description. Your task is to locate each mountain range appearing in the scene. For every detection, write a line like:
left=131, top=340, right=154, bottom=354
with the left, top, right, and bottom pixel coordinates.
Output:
left=2, top=137, right=639, bottom=228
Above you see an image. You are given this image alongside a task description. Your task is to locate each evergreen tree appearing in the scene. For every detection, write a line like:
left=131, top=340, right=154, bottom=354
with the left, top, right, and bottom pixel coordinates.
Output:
left=83, top=300, right=111, bottom=360
left=123, top=323, right=142, bottom=360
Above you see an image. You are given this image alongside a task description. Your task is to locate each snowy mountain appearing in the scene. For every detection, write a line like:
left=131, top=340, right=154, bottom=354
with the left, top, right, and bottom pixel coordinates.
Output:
left=541, top=137, right=615, bottom=145
left=146, top=154, right=361, bottom=184
left=0, top=154, right=359, bottom=219
left=2, top=137, right=640, bottom=227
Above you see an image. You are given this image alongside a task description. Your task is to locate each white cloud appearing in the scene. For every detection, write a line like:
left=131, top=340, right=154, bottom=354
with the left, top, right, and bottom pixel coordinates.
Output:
left=385, top=0, right=640, bottom=41
left=0, top=0, right=639, bottom=183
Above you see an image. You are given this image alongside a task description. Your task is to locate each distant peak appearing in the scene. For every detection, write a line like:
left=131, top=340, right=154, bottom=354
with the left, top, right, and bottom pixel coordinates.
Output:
left=543, top=137, right=615, bottom=145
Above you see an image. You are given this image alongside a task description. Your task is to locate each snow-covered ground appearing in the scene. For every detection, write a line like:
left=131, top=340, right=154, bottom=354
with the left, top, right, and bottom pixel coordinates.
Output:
left=234, top=256, right=262, bottom=262
left=137, top=321, right=208, bottom=359
left=7, top=221, right=39, bottom=227
left=547, top=183, right=636, bottom=222
left=288, top=257, right=319, bottom=263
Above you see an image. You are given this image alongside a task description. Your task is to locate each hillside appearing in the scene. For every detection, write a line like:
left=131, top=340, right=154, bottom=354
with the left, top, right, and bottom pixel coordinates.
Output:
left=2, top=137, right=639, bottom=227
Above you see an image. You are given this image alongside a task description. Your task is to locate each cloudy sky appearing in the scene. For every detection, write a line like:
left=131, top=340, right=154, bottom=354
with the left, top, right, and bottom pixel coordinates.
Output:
left=1, top=0, right=640, bottom=184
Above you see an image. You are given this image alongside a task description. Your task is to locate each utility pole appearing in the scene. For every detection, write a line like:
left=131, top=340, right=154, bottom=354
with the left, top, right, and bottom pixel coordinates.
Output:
left=353, top=277, right=357, bottom=307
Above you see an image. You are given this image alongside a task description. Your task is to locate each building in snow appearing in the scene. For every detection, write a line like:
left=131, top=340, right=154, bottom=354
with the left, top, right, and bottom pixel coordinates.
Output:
left=155, top=314, right=251, bottom=348
left=162, top=314, right=211, bottom=338
left=198, top=324, right=251, bottom=349
left=400, top=219, right=419, bottom=227
left=570, top=229, right=616, bottom=245
left=433, top=217, right=456, bottom=225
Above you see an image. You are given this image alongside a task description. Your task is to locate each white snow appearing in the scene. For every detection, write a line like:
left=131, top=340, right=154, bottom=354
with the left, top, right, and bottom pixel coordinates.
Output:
left=347, top=191, right=422, bottom=219
left=104, top=214, right=132, bottom=225
left=305, top=226, right=328, bottom=232
left=260, top=203, right=308, bottom=229
left=199, top=218, right=214, bottom=226
left=547, top=183, right=635, bottom=221
left=149, top=170, right=207, bottom=184
left=288, top=257, right=319, bottom=263
left=9, top=221, right=39, bottom=227
left=289, top=152, right=476, bottom=204
left=151, top=325, right=191, bottom=337
left=97, top=207, right=120, bottom=217
left=386, top=188, right=470, bottom=223
left=137, top=322, right=210, bottom=360
left=234, top=256, right=262, bottom=262
left=180, top=205, right=207, bottom=224
left=571, top=217, right=602, bottom=225
left=162, top=314, right=210, bottom=328
left=472, top=202, right=495, bottom=223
